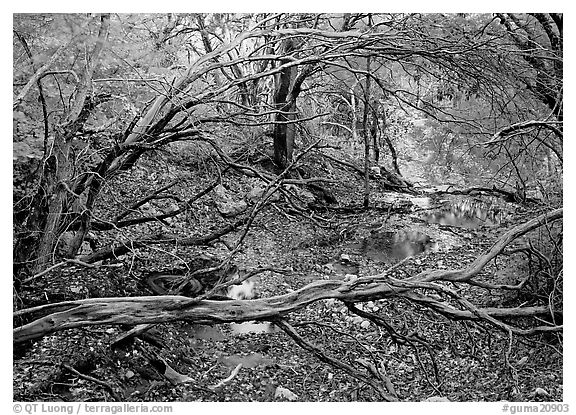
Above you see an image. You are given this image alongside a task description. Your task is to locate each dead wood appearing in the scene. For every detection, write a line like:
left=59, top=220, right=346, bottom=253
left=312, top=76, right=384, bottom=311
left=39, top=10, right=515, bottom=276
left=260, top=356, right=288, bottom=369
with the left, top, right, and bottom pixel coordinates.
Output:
left=14, top=208, right=562, bottom=344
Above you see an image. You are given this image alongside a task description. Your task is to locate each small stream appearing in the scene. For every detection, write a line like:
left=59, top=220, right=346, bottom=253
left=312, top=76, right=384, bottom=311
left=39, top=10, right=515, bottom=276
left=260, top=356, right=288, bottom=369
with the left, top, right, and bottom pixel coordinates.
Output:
left=186, top=321, right=275, bottom=339
left=187, top=195, right=506, bottom=335
left=344, top=194, right=505, bottom=264
left=421, top=196, right=503, bottom=229
left=229, top=322, right=276, bottom=335
left=186, top=323, right=277, bottom=369
left=348, top=230, right=438, bottom=263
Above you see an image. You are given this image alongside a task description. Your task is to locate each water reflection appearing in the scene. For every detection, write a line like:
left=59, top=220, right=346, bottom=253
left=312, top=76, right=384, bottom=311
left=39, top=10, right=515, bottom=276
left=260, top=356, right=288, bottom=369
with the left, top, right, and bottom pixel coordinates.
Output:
left=352, top=230, right=437, bottom=263
left=187, top=324, right=227, bottom=341
left=229, top=322, right=276, bottom=335
left=423, top=198, right=501, bottom=229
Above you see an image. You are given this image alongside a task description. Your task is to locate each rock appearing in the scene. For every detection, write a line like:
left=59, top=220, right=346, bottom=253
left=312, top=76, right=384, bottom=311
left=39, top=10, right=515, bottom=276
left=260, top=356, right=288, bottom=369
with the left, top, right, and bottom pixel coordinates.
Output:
left=213, top=185, right=247, bottom=217
left=360, top=320, right=371, bottom=329
left=246, top=184, right=280, bottom=203
left=218, top=199, right=247, bottom=216
left=274, top=386, right=298, bottom=401
left=246, top=185, right=265, bottom=203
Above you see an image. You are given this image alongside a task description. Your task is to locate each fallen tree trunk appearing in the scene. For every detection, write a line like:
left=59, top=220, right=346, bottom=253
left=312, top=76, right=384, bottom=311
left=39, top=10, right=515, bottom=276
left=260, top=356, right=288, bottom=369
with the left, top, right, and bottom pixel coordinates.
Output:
left=14, top=208, right=562, bottom=344
left=12, top=280, right=557, bottom=344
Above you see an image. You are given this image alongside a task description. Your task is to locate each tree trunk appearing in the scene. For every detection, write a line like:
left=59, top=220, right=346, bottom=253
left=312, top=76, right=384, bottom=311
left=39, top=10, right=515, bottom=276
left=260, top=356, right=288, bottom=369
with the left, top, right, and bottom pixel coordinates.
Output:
left=273, top=101, right=296, bottom=169
left=362, top=54, right=372, bottom=208
left=20, top=15, right=110, bottom=274
left=273, top=39, right=298, bottom=169
left=32, top=133, right=74, bottom=271
left=371, top=104, right=379, bottom=164
left=349, top=88, right=359, bottom=143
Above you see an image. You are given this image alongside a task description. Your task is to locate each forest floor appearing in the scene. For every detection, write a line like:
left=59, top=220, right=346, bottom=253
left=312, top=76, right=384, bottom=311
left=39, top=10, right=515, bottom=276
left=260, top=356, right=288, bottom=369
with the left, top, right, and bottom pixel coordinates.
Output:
left=13, top=143, right=563, bottom=402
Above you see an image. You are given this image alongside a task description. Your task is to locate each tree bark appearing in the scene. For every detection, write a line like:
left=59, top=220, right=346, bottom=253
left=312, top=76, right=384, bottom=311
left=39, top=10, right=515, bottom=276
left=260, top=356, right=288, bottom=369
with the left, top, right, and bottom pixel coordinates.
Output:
left=272, top=38, right=298, bottom=169
left=362, top=49, right=372, bottom=208
left=371, top=104, right=379, bottom=164
left=27, top=15, right=110, bottom=273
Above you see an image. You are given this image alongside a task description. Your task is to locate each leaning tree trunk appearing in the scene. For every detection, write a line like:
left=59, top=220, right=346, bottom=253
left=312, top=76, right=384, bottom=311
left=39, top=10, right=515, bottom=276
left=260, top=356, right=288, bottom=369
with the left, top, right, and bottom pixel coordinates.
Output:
left=21, top=15, right=110, bottom=274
